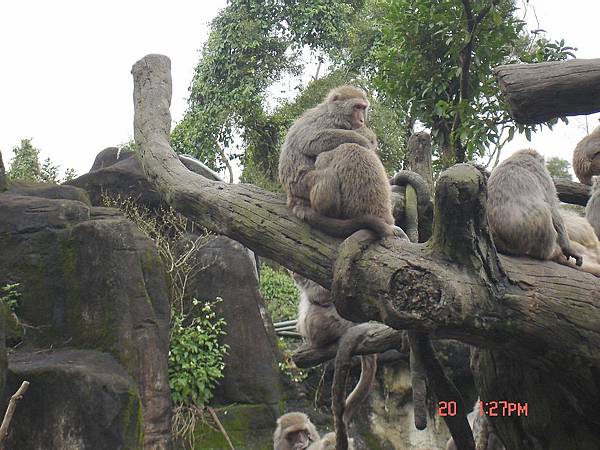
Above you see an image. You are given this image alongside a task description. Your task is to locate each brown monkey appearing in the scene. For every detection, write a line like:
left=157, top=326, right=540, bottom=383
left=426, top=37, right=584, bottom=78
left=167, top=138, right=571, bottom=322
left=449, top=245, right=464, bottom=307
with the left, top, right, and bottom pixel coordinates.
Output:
left=586, top=176, right=600, bottom=240
left=487, top=149, right=582, bottom=267
left=573, top=125, right=600, bottom=185
left=307, top=432, right=355, bottom=450
left=560, top=209, right=600, bottom=277
left=331, top=323, right=378, bottom=450
left=446, top=400, right=505, bottom=450
left=278, top=85, right=402, bottom=238
left=293, top=274, right=377, bottom=447
left=273, top=412, right=320, bottom=450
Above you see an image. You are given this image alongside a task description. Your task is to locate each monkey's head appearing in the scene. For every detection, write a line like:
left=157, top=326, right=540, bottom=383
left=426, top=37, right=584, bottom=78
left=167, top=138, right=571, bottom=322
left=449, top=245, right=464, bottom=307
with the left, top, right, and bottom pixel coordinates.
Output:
left=274, top=412, right=319, bottom=450
left=326, top=85, right=369, bottom=130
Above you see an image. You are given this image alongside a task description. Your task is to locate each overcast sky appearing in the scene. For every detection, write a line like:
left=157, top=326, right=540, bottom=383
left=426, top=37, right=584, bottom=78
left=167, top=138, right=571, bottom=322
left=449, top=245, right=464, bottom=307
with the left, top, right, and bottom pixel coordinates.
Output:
left=0, top=0, right=598, bottom=178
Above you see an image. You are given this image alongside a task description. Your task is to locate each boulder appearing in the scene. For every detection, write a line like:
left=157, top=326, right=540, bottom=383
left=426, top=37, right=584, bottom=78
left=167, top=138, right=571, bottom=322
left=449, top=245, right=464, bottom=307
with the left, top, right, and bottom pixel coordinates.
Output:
left=67, top=148, right=164, bottom=209
left=185, top=236, right=282, bottom=409
left=0, top=192, right=172, bottom=449
left=68, top=147, right=223, bottom=208
left=4, top=350, right=143, bottom=450
left=6, top=181, right=91, bottom=205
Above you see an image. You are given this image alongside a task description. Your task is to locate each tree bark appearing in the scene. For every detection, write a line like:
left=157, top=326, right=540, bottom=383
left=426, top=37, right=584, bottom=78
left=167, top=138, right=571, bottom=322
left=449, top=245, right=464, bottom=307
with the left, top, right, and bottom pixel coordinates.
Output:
left=495, top=58, right=600, bottom=124
left=554, top=178, right=591, bottom=206
left=133, top=54, right=600, bottom=449
left=407, top=132, right=434, bottom=192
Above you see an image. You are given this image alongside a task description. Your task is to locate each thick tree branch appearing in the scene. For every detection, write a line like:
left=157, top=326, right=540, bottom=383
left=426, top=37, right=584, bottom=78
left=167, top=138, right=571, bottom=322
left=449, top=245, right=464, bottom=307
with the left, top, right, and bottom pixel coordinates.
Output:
left=554, top=178, right=591, bottom=206
left=495, top=58, right=600, bottom=124
left=132, top=54, right=600, bottom=370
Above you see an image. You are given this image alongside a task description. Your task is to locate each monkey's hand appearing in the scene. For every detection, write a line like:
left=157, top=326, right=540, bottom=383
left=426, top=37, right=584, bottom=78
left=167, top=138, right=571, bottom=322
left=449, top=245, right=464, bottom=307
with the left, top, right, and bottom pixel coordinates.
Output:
left=564, top=248, right=583, bottom=267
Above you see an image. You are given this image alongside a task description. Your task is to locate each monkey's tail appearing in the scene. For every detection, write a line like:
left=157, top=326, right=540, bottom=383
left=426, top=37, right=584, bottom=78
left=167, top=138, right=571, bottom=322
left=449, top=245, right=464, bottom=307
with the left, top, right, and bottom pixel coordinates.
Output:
left=343, top=354, right=377, bottom=425
left=390, top=170, right=433, bottom=242
left=332, top=323, right=375, bottom=450
left=293, top=205, right=394, bottom=238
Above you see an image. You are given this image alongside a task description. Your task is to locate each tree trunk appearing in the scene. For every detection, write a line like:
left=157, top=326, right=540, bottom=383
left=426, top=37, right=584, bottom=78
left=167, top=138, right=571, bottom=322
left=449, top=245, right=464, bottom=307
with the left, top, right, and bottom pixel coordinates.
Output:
left=407, top=132, right=434, bottom=192
left=495, top=58, right=600, bottom=124
left=132, top=54, right=600, bottom=449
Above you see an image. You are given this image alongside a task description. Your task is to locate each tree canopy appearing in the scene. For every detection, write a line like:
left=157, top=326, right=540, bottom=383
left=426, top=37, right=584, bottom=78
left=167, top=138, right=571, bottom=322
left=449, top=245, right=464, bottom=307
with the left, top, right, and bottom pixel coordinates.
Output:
left=171, top=0, right=574, bottom=185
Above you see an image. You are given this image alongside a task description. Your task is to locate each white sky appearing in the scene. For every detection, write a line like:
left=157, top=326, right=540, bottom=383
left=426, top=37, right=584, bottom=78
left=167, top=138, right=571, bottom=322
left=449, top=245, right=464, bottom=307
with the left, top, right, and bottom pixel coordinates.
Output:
left=0, top=0, right=598, bottom=178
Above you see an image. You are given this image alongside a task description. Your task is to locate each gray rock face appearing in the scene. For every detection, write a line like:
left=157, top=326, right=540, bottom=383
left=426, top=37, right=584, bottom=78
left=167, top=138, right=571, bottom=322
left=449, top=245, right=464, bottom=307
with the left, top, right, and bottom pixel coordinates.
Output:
left=0, top=192, right=172, bottom=449
left=68, top=147, right=223, bottom=208
left=6, top=181, right=91, bottom=205
left=187, top=236, right=282, bottom=408
left=4, top=350, right=143, bottom=450
left=68, top=148, right=164, bottom=209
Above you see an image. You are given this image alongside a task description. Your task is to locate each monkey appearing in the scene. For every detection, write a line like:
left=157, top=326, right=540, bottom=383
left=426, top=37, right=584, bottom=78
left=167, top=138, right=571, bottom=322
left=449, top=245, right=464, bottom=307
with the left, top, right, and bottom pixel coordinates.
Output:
left=293, top=274, right=377, bottom=448
left=307, top=432, right=355, bottom=450
left=586, top=175, right=600, bottom=240
left=560, top=209, right=600, bottom=277
left=446, top=400, right=505, bottom=450
left=487, top=148, right=582, bottom=268
left=304, top=140, right=403, bottom=238
left=278, top=85, right=403, bottom=238
left=331, top=323, right=379, bottom=450
left=293, top=273, right=354, bottom=348
left=273, top=412, right=320, bottom=450
left=573, top=125, right=600, bottom=185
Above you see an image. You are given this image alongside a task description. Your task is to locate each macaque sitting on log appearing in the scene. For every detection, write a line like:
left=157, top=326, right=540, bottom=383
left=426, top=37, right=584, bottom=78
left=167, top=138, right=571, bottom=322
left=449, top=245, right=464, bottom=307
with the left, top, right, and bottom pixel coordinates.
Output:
left=561, top=209, right=600, bottom=277
left=273, top=412, right=320, bottom=450
left=573, top=125, right=600, bottom=185
left=487, top=149, right=582, bottom=267
left=278, top=85, right=404, bottom=238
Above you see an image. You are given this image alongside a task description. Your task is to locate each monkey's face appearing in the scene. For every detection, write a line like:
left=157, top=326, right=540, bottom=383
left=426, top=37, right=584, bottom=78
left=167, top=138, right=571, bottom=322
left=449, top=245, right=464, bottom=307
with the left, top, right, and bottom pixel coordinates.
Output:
left=287, top=429, right=313, bottom=449
left=351, top=100, right=368, bottom=129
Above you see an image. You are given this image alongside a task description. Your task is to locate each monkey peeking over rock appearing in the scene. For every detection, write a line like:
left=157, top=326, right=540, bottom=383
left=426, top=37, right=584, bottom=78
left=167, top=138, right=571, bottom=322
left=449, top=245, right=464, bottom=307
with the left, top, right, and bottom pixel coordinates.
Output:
left=278, top=85, right=405, bottom=239
left=487, top=148, right=582, bottom=268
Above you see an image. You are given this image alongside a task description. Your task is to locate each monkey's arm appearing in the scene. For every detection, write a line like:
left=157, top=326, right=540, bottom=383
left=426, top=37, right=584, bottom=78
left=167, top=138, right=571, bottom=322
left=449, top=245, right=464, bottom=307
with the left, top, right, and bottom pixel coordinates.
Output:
left=305, top=129, right=371, bottom=156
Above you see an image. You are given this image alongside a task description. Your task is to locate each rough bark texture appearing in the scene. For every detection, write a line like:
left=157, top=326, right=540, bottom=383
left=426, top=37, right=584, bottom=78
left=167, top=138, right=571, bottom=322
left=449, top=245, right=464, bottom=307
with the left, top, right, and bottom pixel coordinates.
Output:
left=554, top=178, right=591, bottom=206
left=495, top=58, right=600, bottom=124
left=407, top=132, right=434, bottom=192
left=132, top=54, right=600, bottom=449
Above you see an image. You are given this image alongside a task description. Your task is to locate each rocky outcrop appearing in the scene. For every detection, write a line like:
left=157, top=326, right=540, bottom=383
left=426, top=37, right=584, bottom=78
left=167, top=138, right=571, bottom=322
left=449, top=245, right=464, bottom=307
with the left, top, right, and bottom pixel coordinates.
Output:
left=186, top=236, right=282, bottom=409
left=68, top=147, right=222, bottom=208
left=0, top=191, right=172, bottom=449
left=4, top=350, right=143, bottom=450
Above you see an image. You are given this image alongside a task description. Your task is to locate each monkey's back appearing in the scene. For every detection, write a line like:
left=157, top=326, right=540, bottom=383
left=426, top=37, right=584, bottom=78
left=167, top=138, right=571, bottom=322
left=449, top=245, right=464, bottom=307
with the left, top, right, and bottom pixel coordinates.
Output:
left=488, top=151, right=559, bottom=259
left=278, top=105, right=335, bottom=199
left=315, top=143, right=393, bottom=224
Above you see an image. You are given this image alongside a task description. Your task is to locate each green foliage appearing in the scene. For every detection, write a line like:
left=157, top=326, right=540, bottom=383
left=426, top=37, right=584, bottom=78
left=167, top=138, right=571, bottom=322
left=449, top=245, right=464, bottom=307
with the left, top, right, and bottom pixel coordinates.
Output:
left=169, top=299, right=229, bottom=406
left=372, top=0, right=575, bottom=168
left=259, top=264, right=300, bottom=322
left=0, top=283, right=21, bottom=313
left=7, top=138, right=77, bottom=183
left=171, top=0, right=366, bottom=186
left=101, top=194, right=227, bottom=408
left=546, top=156, right=572, bottom=181
left=277, top=338, right=309, bottom=383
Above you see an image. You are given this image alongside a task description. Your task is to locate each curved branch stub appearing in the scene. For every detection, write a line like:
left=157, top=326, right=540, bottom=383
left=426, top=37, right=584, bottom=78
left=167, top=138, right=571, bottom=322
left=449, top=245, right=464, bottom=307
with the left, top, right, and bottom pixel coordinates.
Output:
left=431, top=164, right=504, bottom=286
